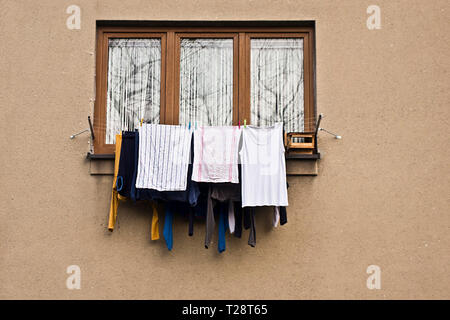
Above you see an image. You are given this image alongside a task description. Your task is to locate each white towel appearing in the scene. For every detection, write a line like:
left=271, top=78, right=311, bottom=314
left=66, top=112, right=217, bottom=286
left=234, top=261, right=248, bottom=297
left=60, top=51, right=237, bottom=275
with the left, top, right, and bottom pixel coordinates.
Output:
left=192, top=126, right=241, bottom=183
left=136, top=124, right=192, bottom=191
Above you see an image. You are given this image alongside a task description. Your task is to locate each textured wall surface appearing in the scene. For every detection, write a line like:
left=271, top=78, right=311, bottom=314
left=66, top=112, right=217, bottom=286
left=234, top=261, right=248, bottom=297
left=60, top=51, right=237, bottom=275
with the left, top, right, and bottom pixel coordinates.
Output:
left=0, top=0, right=449, bottom=299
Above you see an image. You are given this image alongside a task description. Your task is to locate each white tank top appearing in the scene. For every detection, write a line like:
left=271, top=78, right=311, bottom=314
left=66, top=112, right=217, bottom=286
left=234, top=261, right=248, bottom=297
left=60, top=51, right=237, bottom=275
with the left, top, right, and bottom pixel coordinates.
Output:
left=239, top=122, right=288, bottom=207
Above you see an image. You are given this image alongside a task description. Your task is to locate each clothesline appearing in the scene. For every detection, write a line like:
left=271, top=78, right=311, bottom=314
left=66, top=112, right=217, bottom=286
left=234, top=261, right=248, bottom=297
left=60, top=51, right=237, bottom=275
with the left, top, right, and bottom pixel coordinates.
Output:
left=108, top=122, right=289, bottom=253
left=138, top=117, right=320, bottom=128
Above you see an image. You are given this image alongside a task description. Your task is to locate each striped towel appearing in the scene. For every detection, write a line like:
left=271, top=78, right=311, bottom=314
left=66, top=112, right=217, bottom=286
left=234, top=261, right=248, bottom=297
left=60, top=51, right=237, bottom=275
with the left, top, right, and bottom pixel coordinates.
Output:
left=192, top=126, right=241, bottom=183
left=136, top=124, right=192, bottom=191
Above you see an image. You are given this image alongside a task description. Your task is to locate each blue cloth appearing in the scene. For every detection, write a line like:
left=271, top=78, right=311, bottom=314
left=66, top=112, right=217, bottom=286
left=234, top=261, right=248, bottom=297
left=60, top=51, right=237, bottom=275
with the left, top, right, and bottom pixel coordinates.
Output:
left=136, top=136, right=200, bottom=206
left=218, top=202, right=226, bottom=253
left=130, top=129, right=139, bottom=202
left=193, top=184, right=209, bottom=218
left=280, top=206, right=287, bottom=225
left=163, top=205, right=174, bottom=251
left=137, top=166, right=199, bottom=206
left=117, top=131, right=138, bottom=201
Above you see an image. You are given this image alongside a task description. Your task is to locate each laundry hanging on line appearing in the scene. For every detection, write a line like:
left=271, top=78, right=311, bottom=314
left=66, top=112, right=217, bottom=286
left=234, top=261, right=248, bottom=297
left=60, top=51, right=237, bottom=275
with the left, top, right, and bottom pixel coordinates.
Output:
left=192, top=126, right=241, bottom=183
left=136, top=124, right=192, bottom=191
left=107, top=123, right=289, bottom=253
left=240, top=122, right=289, bottom=207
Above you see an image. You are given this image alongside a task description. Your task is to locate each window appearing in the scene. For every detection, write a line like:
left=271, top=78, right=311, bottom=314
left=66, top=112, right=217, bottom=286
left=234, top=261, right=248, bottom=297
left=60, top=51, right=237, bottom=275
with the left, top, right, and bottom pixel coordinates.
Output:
left=250, top=37, right=304, bottom=134
left=106, top=38, right=162, bottom=144
left=94, top=24, right=315, bottom=154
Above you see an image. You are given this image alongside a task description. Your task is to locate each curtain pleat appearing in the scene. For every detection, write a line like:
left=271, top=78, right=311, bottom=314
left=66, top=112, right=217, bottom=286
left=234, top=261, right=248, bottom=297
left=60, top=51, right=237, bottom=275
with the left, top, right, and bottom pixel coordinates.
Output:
left=250, top=38, right=304, bottom=133
left=106, top=38, right=161, bottom=144
left=106, top=37, right=303, bottom=143
left=179, top=39, right=233, bottom=126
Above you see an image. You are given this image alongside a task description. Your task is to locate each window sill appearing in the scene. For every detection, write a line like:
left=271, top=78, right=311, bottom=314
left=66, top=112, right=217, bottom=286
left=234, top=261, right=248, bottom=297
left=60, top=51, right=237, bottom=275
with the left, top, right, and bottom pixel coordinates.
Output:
left=87, top=152, right=319, bottom=176
left=87, top=152, right=321, bottom=161
left=285, top=153, right=320, bottom=160
left=86, top=152, right=114, bottom=160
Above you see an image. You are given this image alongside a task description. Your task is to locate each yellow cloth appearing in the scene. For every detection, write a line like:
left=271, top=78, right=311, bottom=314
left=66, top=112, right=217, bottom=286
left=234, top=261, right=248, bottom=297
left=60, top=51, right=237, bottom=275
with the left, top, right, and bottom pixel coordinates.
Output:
left=151, top=202, right=160, bottom=240
left=108, top=133, right=124, bottom=231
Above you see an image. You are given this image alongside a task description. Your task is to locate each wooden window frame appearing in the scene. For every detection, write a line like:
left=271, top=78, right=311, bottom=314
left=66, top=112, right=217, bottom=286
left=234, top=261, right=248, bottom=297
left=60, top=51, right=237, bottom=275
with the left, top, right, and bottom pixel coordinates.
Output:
left=94, top=31, right=167, bottom=154
left=94, top=25, right=315, bottom=154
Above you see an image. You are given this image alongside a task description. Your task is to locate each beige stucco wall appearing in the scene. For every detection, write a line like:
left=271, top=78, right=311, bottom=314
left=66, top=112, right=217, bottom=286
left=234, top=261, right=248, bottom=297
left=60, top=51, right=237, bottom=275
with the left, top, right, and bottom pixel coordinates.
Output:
left=1, top=0, right=449, bottom=299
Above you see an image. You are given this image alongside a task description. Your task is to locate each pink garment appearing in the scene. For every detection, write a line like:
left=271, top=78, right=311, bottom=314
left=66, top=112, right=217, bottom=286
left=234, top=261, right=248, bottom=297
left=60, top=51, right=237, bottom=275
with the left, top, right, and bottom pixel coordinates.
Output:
left=192, top=126, right=241, bottom=183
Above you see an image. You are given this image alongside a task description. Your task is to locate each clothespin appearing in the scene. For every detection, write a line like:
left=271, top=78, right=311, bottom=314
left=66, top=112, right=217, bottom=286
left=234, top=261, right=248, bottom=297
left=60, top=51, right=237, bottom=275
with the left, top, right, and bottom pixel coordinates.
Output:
left=244, top=119, right=247, bottom=128
left=195, top=122, right=198, bottom=130
left=238, top=120, right=241, bottom=129
left=188, top=122, right=191, bottom=130
left=140, top=118, right=144, bottom=127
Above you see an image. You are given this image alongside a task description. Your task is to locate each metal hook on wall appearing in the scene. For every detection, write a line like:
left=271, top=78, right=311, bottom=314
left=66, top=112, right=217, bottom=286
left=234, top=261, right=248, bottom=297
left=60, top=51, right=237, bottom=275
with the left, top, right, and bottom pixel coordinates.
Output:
left=317, top=113, right=342, bottom=139
left=319, top=128, right=342, bottom=139
left=70, top=116, right=95, bottom=140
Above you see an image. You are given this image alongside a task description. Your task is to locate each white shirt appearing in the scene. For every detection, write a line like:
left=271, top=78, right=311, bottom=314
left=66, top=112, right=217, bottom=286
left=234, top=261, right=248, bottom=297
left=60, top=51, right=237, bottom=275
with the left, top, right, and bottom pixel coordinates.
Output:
left=240, top=122, right=288, bottom=207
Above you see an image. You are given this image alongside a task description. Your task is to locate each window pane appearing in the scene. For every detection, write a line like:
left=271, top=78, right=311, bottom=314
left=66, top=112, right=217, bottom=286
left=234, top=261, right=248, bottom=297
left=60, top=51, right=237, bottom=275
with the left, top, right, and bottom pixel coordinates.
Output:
left=179, top=38, right=233, bottom=126
left=250, top=38, right=304, bottom=133
left=106, top=38, right=161, bottom=144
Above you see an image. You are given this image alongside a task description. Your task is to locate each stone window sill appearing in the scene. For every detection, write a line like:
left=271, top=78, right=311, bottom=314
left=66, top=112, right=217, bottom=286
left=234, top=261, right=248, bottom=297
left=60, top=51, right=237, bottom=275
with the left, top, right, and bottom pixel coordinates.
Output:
left=88, top=152, right=319, bottom=176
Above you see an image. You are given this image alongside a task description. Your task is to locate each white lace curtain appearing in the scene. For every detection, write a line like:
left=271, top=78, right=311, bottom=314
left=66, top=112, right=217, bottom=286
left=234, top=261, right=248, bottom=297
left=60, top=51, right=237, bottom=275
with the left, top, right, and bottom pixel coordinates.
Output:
left=250, top=38, right=304, bottom=133
left=106, top=38, right=161, bottom=144
left=105, top=37, right=304, bottom=143
left=179, top=38, right=234, bottom=126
